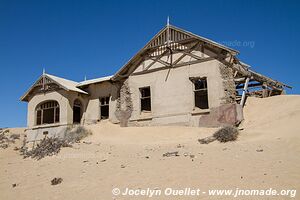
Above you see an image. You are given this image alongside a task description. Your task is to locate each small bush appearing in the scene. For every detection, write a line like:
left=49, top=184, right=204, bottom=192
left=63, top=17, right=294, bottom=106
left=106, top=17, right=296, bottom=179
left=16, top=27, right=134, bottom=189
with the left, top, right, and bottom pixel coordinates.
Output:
left=10, top=134, right=20, bottom=140
left=20, top=126, right=92, bottom=160
left=64, top=126, right=92, bottom=143
left=21, top=137, right=71, bottom=160
left=0, top=130, right=16, bottom=149
left=213, top=126, right=239, bottom=143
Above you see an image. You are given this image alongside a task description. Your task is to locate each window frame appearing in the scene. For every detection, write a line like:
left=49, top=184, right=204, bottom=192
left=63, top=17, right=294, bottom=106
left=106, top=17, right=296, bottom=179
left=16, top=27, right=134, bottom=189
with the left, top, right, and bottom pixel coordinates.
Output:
left=99, top=96, right=110, bottom=119
left=35, top=100, right=60, bottom=125
left=191, top=77, right=209, bottom=110
left=139, top=86, right=152, bottom=113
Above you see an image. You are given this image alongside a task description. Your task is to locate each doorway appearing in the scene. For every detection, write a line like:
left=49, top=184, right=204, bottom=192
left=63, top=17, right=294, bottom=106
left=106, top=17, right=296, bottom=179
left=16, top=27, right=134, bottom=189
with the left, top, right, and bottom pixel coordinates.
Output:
left=100, top=97, right=109, bottom=119
left=73, top=99, right=82, bottom=124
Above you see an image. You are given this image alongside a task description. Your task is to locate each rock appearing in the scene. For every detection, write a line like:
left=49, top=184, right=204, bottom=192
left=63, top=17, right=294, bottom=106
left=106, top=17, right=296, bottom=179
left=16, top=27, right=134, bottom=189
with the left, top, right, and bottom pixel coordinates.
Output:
left=51, top=178, right=63, bottom=185
left=256, top=149, right=264, bottom=152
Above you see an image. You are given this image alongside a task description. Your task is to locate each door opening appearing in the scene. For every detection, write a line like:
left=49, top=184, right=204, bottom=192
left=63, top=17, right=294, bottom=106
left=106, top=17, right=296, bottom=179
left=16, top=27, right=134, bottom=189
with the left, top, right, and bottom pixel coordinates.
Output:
left=100, top=97, right=109, bottom=119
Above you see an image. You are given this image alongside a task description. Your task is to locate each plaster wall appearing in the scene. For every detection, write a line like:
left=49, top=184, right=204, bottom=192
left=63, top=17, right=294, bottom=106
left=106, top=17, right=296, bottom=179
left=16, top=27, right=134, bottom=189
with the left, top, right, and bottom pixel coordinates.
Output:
left=128, top=57, right=226, bottom=126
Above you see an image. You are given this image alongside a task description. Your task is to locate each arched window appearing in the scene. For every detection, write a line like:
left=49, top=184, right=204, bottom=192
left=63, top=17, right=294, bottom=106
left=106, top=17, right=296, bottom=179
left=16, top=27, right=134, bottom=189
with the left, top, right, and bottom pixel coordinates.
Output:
left=73, top=99, right=82, bottom=124
left=36, top=101, right=60, bottom=125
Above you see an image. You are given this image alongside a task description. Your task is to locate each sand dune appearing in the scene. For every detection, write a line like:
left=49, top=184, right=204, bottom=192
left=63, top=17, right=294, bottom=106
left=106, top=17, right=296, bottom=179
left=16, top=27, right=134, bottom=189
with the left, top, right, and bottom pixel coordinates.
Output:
left=0, top=95, right=299, bottom=200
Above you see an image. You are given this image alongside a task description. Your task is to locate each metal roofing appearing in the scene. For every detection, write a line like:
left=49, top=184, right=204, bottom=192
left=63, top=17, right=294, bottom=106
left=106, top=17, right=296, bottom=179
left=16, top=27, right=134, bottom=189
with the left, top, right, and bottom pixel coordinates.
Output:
left=45, top=74, right=88, bottom=94
left=20, top=73, right=88, bottom=101
left=77, top=75, right=112, bottom=87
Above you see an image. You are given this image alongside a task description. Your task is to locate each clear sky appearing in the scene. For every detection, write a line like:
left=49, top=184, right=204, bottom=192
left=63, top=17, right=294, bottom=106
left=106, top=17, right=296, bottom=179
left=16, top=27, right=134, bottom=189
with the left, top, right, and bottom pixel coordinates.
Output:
left=0, top=0, right=299, bottom=128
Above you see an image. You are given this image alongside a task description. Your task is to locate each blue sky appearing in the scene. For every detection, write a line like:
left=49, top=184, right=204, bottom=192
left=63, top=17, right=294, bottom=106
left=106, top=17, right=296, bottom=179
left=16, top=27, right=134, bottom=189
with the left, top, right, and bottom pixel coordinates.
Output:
left=0, top=0, right=299, bottom=127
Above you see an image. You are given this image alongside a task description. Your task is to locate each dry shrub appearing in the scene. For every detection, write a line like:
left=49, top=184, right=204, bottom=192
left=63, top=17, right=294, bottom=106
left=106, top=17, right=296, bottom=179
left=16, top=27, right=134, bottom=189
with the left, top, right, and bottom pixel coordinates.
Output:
left=198, top=126, right=239, bottom=144
left=20, top=137, right=71, bottom=160
left=10, top=134, right=20, bottom=140
left=21, top=126, right=91, bottom=160
left=0, top=129, right=18, bottom=149
left=63, top=126, right=92, bottom=143
left=213, top=126, right=239, bottom=143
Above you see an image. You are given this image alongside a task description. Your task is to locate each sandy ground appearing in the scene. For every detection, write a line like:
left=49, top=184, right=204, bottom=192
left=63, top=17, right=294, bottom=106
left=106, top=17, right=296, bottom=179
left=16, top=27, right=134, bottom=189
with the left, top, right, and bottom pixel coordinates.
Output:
left=1, top=95, right=300, bottom=200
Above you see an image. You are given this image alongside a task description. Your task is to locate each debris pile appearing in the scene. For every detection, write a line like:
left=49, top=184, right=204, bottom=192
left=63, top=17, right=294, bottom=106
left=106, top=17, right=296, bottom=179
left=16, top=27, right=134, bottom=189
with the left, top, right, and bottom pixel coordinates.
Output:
left=198, top=126, right=239, bottom=144
left=163, top=151, right=179, bottom=157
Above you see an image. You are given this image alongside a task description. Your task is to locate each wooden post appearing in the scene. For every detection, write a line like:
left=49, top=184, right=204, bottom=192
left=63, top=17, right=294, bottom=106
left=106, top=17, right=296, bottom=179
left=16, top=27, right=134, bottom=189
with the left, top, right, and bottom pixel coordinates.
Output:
left=240, top=77, right=250, bottom=106
left=262, top=82, right=268, bottom=98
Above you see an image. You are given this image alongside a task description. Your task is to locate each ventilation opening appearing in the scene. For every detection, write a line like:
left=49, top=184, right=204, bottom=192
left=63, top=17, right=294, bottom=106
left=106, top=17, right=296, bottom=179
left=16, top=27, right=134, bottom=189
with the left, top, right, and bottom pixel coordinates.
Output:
left=100, top=97, right=109, bottom=119
left=140, top=87, right=151, bottom=112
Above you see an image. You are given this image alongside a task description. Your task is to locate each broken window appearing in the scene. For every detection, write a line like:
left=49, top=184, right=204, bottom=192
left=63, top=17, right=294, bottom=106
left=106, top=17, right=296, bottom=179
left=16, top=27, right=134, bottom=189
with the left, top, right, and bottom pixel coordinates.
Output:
left=140, top=87, right=151, bottom=112
left=36, top=101, right=60, bottom=125
left=191, top=77, right=209, bottom=109
left=73, top=99, right=82, bottom=124
left=100, top=96, right=109, bottom=119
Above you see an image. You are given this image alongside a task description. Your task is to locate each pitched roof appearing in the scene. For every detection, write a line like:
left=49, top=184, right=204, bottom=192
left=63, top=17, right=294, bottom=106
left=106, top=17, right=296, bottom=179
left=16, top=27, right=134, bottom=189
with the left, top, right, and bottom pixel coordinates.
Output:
left=112, top=24, right=239, bottom=80
left=45, top=74, right=88, bottom=94
left=20, top=73, right=88, bottom=101
left=77, top=75, right=112, bottom=87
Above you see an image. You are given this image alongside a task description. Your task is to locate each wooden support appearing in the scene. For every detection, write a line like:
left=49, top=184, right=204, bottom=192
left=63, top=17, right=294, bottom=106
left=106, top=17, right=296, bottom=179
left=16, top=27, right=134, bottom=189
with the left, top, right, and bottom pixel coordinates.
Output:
left=236, top=82, right=262, bottom=89
left=240, top=77, right=250, bottom=106
left=262, top=82, right=268, bottom=98
left=144, top=50, right=169, bottom=71
left=172, top=42, right=200, bottom=65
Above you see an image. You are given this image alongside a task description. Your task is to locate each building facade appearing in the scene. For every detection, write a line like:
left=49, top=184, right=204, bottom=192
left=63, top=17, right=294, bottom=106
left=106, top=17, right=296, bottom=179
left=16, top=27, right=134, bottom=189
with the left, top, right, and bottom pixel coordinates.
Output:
left=21, top=24, right=289, bottom=141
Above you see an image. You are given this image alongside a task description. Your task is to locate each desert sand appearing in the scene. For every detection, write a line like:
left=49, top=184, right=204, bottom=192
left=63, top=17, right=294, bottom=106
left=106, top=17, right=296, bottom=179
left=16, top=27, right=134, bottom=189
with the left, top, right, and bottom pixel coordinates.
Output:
left=1, top=95, right=300, bottom=200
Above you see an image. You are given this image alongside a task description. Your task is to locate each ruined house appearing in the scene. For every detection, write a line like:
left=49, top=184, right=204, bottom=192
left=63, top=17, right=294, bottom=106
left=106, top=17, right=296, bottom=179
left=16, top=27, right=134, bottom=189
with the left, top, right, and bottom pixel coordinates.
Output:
left=21, top=24, right=290, bottom=141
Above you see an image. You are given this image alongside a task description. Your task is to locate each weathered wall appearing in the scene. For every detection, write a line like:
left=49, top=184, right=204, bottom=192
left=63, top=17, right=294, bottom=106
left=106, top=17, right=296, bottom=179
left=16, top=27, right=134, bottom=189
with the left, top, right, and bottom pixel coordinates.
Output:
left=127, top=54, right=227, bottom=126
left=115, top=79, right=133, bottom=127
left=84, top=81, right=119, bottom=124
left=27, top=90, right=89, bottom=127
left=219, top=63, right=236, bottom=104
left=27, top=90, right=70, bottom=127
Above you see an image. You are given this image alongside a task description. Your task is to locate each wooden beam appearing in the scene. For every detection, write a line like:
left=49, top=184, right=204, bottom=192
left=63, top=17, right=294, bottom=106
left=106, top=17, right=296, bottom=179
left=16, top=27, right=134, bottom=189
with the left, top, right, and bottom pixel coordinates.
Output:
left=236, top=82, right=262, bottom=89
left=144, top=50, right=169, bottom=71
left=172, top=42, right=200, bottom=65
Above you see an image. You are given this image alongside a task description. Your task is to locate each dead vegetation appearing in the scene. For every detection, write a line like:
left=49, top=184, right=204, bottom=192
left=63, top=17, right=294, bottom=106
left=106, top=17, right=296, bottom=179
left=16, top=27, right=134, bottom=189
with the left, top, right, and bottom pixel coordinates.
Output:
left=20, top=126, right=91, bottom=160
left=0, top=129, right=20, bottom=149
left=63, top=126, right=92, bottom=143
left=198, top=126, right=239, bottom=144
left=20, top=137, right=71, bottom=160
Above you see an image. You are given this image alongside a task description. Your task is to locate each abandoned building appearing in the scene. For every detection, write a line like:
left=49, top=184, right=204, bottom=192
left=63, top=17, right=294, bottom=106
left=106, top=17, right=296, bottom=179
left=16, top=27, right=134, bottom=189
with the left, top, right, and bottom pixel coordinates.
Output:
left=21, top=24, right=291, bottom=141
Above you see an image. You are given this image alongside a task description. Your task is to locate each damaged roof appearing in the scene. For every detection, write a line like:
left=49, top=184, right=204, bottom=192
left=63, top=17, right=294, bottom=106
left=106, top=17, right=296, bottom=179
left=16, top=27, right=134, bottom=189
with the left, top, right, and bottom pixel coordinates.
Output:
left=112, top=24, right=240, bottom=80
